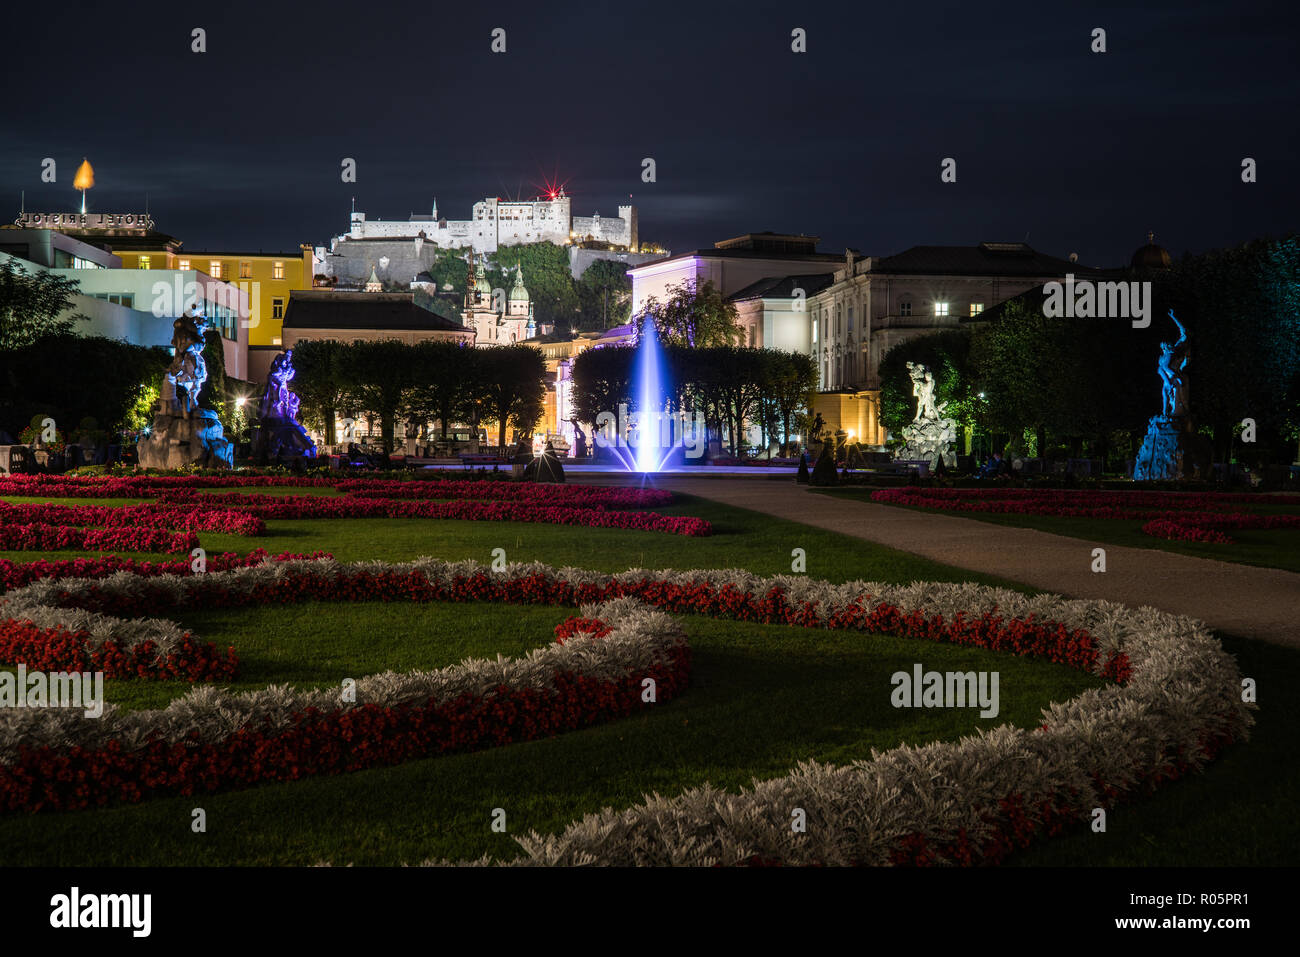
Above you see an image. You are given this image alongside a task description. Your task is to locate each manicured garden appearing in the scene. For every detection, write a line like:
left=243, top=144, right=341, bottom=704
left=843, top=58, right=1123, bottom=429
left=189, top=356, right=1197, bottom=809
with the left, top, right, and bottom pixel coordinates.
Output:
left=818, top=485, right=1300, bottom=574
left=0, top=474, right=1276, bottom=866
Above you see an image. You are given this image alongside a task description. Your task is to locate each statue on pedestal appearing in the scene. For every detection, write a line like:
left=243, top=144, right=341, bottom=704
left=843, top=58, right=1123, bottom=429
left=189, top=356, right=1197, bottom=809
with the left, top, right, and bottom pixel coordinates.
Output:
left=138, top=306, right=234, bottom=470
left=1158, top=311, right=1190, bottom=418
left=894, top=362, right=958, bottom=467
left=250, top=350, right=317, bottom=464
left=1134, top=311, right=1195, bottom=481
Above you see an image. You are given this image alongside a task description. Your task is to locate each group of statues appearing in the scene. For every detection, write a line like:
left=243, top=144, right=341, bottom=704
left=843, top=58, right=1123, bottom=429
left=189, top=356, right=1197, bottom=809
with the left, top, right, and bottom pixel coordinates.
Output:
left=893, top=361, right=959, bottom=467
left=888, top=310, right=1192, bottom=480
left=138, top=306, right=315, bottom=470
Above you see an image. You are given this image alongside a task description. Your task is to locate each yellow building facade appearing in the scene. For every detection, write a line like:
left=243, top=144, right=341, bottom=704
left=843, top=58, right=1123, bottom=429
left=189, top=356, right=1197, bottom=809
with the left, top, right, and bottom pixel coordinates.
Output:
left=114, top=246, right=314, bottom=350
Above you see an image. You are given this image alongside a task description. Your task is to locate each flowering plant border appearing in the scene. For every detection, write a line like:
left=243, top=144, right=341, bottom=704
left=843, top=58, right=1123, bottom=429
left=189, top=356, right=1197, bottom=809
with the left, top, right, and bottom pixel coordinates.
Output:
left=0, top=595, right=689, bottom=813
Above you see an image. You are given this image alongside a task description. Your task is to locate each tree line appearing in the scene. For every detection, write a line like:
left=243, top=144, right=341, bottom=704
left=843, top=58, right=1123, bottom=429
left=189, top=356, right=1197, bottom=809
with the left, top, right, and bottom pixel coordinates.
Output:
left=878, top=235, right=1300, bottom=467
left=290, top=338, right=547, bottom=452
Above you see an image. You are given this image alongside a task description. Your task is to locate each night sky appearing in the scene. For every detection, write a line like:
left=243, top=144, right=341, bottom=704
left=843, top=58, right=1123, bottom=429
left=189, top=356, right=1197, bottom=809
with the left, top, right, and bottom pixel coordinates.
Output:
left=3, top=0, right=1297, bottom=266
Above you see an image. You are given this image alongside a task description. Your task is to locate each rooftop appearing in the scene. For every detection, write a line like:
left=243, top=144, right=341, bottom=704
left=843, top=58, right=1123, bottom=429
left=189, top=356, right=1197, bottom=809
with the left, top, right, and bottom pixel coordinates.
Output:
left=872, top=242, right=1115, bottom=278
left=283, top=291, right=470, bottom=332
left=728, top=272, right=836, bottom=301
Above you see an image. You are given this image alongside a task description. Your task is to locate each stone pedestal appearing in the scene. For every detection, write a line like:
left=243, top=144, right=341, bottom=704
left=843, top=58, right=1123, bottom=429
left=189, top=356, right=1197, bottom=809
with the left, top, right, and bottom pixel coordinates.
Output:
left=1133, top=415, right=1189, bottom=481
left=250, top=415, right=316, bottom=465
left=895, top=415, right=958, bottom=468
left=138, top=402, right=234, bottom=470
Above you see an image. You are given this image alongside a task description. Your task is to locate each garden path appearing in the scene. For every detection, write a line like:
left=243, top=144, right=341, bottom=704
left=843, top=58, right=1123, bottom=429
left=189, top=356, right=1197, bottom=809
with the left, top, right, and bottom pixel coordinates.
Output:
left=595, top=474, right=1300, bottom=648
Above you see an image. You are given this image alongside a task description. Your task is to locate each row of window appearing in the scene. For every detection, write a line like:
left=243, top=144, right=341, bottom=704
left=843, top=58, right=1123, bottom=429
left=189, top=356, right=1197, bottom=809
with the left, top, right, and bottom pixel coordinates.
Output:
left=87, top=292, right=135, bottom=308
left=136, top=257, right=287, bottom=280
left=900, top=301, right=984, bottom=317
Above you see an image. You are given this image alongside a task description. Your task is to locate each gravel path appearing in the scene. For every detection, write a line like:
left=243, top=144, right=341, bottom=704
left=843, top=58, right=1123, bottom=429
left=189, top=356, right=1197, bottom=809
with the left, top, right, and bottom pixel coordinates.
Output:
left=598, top=474, right=1300, bottom=648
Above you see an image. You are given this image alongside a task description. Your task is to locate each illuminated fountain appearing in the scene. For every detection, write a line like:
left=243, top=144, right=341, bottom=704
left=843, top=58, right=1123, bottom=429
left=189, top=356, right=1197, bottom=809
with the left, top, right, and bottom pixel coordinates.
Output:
left=633, top=314, right=668, bottom=472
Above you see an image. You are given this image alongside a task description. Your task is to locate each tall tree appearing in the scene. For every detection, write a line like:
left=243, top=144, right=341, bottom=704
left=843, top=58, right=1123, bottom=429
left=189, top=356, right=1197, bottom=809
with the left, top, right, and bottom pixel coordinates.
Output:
left=342, top=339, right=418, bottom=453
left=641, top=279, right=743, bottom=348
left=291, top=339, right=350, bottom=444
left=475, top=344, right=547, bottom=449
left=575, top=259, right=633, bottom=331
left=406, top=339, right=480, bottom=441
left=0, top=258, right=87, bottom=351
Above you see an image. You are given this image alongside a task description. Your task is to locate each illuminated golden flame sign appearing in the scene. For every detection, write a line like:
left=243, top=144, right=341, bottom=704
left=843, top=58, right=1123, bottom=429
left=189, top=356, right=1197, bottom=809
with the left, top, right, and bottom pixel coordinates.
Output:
left=72, top=158, right=95, bottom=191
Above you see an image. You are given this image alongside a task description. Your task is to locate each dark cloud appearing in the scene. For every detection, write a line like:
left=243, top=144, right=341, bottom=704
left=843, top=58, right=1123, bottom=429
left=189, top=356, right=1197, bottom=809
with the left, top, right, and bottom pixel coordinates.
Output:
left=2, top=0, right=1296, bottom=263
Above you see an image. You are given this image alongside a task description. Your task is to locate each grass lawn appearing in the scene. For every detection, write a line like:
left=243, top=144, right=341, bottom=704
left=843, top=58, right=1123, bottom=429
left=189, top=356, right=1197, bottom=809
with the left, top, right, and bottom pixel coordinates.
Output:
left=0, top=491, right=1026, bottom=588
left=813, top=488, right=1300, bottom=574
left=0, top=603, right=1104, bottom=866
left=0, top=488, right=1292, bottom=866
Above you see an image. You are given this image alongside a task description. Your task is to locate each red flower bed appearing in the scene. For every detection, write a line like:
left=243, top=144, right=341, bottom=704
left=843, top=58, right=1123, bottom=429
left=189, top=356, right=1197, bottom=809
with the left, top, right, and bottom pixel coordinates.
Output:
left=871, top=487, right=1300, bottom=544
left=0, top=501, right=263, bottom=536
left=553, top=616, right=613, bottom=644
left=0, top=619, right=238, bottom=681
left=1140, top=520, right=1233, bottom=544
left=150, top=494, right=711, bottom=536
left=0, top=549, right=331, bottom=592
left=0, top=474, right=675, bottom=509
left=23, top=566, right=1128, bottom=681
left=0, top=650, right=689, bottom=814
left=0, top=522, right=198, bottom=554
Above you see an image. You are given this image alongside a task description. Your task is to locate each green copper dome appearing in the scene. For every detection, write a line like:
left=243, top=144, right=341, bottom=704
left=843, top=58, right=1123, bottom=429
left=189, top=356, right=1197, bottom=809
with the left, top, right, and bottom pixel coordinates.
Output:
left=508, top=263, right=530, bottom=302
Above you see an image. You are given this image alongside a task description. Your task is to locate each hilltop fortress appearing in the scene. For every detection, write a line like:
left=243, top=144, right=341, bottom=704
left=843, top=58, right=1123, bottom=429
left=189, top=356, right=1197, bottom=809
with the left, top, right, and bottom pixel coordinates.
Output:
left=317, top=190, right=663, bottom=287
left=342, top=189, right=637, bottom=254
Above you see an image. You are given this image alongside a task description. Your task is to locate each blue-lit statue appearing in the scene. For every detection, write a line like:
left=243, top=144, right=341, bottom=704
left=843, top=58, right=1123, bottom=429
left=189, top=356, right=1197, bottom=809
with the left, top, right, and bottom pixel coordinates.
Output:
left=164, top=311, right=209, bottom=414
left=251, top=350, right=317, bottom=463
left=1157, top=311, right=1190, bottom=418
left=1134, top=311, right=1193, bottom=481
left=139, top=304, right=234, bottom=469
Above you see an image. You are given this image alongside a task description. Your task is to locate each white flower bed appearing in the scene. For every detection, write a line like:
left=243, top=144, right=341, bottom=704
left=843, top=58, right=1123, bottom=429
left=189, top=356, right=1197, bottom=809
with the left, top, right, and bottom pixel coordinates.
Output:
left=0, top=596, right=685, bottom=763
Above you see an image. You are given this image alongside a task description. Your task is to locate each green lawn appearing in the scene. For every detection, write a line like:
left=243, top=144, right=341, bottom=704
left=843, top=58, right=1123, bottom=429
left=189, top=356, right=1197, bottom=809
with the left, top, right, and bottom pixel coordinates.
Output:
left=813, top=488, right=1300, bottom=574
left=0, top=491, right=1026, bottom=588
left=0, top=604, right=1104, bottom=866
left=0, top=488, right=1291, bottom=866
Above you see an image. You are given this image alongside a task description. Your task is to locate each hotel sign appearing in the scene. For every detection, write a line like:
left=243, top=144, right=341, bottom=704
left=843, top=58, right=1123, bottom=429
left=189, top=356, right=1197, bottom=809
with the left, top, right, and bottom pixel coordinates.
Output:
left=13, top=212, right=155, bottom=231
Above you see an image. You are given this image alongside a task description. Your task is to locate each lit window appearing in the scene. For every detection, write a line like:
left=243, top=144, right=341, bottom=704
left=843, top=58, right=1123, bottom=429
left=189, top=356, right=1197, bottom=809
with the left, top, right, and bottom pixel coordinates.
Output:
left=178, top=258, right=190, bottom=271
left=139, top=256, right=151, bottom=270
left=240, top=261, right=253, bottom=279
left=935, top=302, right=950, bottom=317
left=899, top=298, right=911, bottom=317
left=970, top=303, right=985, bottom=316
left=272, top=298, right=285, bottom=320
left=209, top=260, right=222, bottom=278
left=272, top=261, right=285, bottom=280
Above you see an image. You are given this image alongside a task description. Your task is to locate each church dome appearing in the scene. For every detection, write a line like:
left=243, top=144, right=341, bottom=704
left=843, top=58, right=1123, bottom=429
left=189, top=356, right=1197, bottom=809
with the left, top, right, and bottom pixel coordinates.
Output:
left=1131, top=231, right=1172, bottom=269
left=473, top=256, right=492, bottom=295
left=508, top=263, right=530, bottom=302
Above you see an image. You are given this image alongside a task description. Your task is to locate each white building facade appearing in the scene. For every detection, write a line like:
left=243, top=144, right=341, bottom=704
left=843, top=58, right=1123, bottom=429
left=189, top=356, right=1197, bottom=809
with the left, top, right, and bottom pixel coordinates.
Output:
left=342, top=190, right=638, bottom=255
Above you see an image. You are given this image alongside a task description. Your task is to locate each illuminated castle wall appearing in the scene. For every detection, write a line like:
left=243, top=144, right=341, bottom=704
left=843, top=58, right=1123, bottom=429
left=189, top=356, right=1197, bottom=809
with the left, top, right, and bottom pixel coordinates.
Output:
left=341, top=190, right=637, bottom=254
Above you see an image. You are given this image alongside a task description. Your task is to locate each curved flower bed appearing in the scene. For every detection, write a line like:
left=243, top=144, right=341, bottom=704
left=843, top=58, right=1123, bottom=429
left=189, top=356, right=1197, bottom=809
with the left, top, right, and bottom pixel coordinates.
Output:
left=0, top=559, right=1132, bottom=685
left=1140, top=520, right=1233, bottom=544
left=451, top=587, right=1250, bottom=867
left=0, top=522, right=199, bottom=555
left=0, top=474, right=675, bottom=509
left=0, top=557, right=1251, bottom=859
left=0, top=597, right=689, bottom=813
left=0, top=476, right=705, bottom=537
left=0, top=549, right=330, bottom=592
left=146, top=494, right=712, bottom=536
left=0, top=502, right=264, bottom=536
left=871, top=487, right=1300, bottom=544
